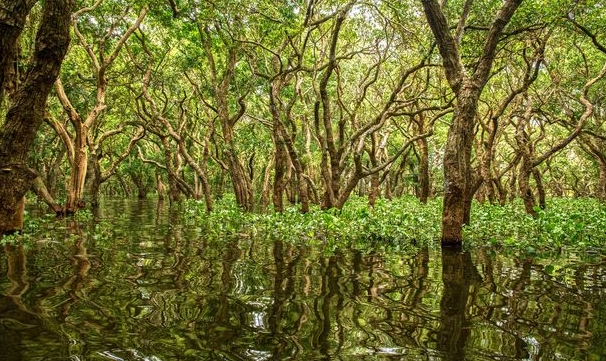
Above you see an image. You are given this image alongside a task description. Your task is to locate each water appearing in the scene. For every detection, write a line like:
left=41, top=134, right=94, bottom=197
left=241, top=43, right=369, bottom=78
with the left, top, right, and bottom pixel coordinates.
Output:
left=1, top=199, right=605, bottom=360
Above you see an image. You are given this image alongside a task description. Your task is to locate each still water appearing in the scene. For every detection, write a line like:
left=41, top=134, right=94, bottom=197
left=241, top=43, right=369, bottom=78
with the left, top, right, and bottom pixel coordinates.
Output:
left=1, top=200, right=605, bottom=360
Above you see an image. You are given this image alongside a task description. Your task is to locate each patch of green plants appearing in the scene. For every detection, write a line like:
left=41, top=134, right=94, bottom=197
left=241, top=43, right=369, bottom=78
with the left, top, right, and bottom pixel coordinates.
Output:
left=465, top=198, right=606, bottom=252
left=182, top=196, right=606, bottom=253
left=182, top=195, right=443, bottom=252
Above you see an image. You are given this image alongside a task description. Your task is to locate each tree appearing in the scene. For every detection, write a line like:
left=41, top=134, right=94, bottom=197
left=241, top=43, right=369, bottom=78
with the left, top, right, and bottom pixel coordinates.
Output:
left=0, top=0, right=73, bottom=234
left=420, top=0, right=523, bottom=245
left=51, top=1, right=147, bottom=213
left=188, top=2, right=255, bottom=211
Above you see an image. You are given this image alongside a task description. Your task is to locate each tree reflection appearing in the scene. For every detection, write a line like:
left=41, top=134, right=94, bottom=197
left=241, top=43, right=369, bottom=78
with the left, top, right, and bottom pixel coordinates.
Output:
left=3, top=203, right=606, bottom=360
left=1, top=243, right=40, bottom=361
left=437, top=247, right=481, bottom=360
left=314, top=253, right=345, bottom=360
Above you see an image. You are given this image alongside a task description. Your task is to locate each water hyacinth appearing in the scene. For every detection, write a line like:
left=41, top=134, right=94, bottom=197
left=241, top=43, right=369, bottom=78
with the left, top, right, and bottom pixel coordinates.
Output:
left=178, top=196, right=606, bottom=253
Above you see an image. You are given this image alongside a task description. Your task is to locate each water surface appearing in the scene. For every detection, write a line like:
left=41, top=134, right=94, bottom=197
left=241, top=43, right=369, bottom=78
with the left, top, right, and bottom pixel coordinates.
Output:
left=1, top=199, right=605, bottom=360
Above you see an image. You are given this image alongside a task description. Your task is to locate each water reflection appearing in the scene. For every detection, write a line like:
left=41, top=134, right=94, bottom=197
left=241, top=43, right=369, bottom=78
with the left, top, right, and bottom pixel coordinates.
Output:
left=436, top=248, right=481, bottom=360
left=1, top=243, right=37, bottom=361
left=1, top=200, right=606, bottom=360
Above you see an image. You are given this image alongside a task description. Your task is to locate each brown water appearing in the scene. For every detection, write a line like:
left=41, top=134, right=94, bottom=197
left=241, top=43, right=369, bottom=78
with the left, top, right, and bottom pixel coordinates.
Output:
left=1, top=199, right=605, bottom=360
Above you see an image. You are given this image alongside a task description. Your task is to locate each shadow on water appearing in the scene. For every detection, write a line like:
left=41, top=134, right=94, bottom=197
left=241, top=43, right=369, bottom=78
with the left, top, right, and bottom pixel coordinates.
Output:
left=2, top=199, right=606, bottom=360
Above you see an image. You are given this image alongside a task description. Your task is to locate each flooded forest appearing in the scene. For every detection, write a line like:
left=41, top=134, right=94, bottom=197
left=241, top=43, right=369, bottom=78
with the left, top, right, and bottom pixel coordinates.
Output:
left=1, top=0, right=606, bottom=360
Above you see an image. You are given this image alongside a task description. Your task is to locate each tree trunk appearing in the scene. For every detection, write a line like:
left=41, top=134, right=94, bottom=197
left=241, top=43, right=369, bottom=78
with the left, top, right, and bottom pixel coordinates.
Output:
left=226, top=149, right=254, bottom=211
left=577, top=137, right=606, bottom=202
left=518, top=159, right=537, bottom=218
left=598, top=163, right=606, bottom=202
left=198, top=163, right=213, bottom=211
left=0, top=0, right=72, bottom=234
left=115, top=172, right=130, bottom=197
left=441, top=87, right=479, bottom=245
left=384, top=172, right=393, bottom=200
left=532, top=168, right=546, bottom=210
left=478, top=138, right=497, bottom=204
left=3, top=196, right=25, bottom=234
left=272, top=130, right=288, bottom=212
left=130, top=172, right=148, bottom=199
left=280, top=122, right=311, bottom=213
left=215, top=170, right=226, bottom=199
left=508, top=164, right=519, bottom=203
left=286, top=171, right=297, bottom=205
left=494, top=176, right=507, bottom=206
left=368, top=172, right=380, bottom=207
left=417, top=137, right=430, bottom=204
left=65, top=128, right=88, bottom=214
left=173, top=136, right=213, bottom=210
left=86, top=151, right=102, bottom=208
left=259, top=156, right=274, bottom=211
left=221, top=120, right=253, bottom=210
left=160, top=137, right=182, bottom=204
left=46, top=146, right=65, bottom=196
left=156, top=172, right=166, bottom=201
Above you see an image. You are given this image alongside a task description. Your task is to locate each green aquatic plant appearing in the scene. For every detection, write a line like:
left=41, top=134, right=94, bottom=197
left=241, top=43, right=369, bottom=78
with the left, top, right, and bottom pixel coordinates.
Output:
left=184, top=196, right=438, bottom=250
left=464, top=198, right=606, bottom=251
left=182, top=196, right=605, bottom=252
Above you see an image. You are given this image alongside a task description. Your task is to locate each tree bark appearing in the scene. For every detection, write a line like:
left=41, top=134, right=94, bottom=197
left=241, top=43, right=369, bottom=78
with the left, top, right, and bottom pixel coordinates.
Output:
left=515, top=60, right=606, bottom=215
left=65, top=123, right=88, bottom=214
left=368, top=172, right=380, bottom=207
left=0, top=0, right=73, bottom=234
left=139, top=66, right=212, bottom=210
left=259, top=156, right=274, bottom=211
left=578, top=136, right=606, bottom=201
left=51, top=7, right=147, bottom=214
left=198, top=24, right=253, bottom=211
left=160, top=136, right=182, bottom=204
left=532, top=168, right=546, bottom=210
left=518, top=155, right=537, bottom=217
left=156, top=172, right=166, bottom=200
left=441, top=86, right=479, bottom=243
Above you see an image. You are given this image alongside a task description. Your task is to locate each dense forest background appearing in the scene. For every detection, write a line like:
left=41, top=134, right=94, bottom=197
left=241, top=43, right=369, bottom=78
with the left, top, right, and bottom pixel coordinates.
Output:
left=1, top=0, right=605, bottom=242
